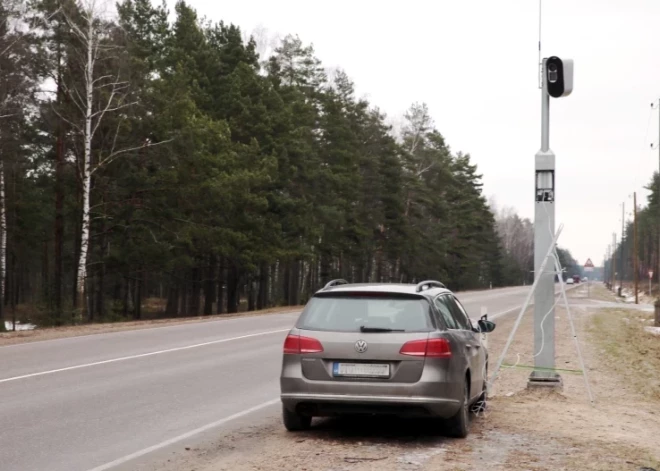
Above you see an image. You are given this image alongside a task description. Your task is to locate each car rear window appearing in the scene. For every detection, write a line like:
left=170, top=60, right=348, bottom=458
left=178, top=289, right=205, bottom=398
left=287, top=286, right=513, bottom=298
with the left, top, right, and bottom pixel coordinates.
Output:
left=298, top=296, right=433, bottom=332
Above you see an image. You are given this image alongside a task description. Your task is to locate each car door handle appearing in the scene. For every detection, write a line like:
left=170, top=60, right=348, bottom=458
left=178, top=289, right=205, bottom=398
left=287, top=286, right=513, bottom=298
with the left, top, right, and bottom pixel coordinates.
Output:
left=466, top=344, right=480, bottom=349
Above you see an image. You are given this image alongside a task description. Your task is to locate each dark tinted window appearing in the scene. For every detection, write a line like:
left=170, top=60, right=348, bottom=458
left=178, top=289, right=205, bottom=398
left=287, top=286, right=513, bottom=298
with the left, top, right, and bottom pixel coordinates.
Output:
left=433, top=296, right=458, bottom=330
left=298, top=296, right=433, bottom=332
left=446, top=296, right=472, bottom=330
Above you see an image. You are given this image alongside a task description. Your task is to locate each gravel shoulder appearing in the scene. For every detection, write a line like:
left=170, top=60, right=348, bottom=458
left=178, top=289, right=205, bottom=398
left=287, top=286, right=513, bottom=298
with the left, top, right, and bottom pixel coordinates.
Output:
left=150, top=283, right=660, bottom=471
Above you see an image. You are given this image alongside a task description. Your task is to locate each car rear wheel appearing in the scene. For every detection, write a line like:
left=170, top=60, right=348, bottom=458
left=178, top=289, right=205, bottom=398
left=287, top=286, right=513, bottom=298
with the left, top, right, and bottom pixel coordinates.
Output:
left=446, top=380, right=470, bottom=438
left=282, top=405, right=312, bottom=431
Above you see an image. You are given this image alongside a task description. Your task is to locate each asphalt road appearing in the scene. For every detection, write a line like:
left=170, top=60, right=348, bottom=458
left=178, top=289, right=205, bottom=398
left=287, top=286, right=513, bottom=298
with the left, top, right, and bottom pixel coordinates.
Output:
left=0, top=284, right=564, bottom=471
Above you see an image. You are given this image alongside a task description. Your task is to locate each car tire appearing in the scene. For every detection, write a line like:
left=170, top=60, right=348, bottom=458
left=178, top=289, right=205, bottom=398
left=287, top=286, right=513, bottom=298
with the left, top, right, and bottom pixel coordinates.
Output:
left=446, top=380, right=470, bottom=438
left=471, top=364, right=488, bottom=413
left=282, top=405, right=312, bottom=432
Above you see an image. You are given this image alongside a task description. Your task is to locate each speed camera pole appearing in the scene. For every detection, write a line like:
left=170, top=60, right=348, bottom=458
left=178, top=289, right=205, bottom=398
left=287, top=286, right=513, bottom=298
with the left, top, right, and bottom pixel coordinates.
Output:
left=530, top=56, right=573, bottom=389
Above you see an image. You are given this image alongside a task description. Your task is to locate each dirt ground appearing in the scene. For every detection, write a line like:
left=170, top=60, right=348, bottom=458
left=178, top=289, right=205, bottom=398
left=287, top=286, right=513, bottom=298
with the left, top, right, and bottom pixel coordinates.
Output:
left=163, top=283, right=660, bottom=471
left=0, top=305, right=304, bottom=346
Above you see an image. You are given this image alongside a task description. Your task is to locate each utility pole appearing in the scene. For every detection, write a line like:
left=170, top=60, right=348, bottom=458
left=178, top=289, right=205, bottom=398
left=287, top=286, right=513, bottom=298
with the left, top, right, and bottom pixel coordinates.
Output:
left=634, top=192, right=639, bottom=304
left=530, top=55, right=572, bottom=389
left=620, top=202, right=624, bottom=296
left=612, top=232, right=617, bottom=290
left=652, top=100, right=660, bottom=298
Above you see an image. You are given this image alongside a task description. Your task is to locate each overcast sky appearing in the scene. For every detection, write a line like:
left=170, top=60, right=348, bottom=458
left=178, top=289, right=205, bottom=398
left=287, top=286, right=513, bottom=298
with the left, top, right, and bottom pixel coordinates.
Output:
left=186, top=0, right=660, bottom=267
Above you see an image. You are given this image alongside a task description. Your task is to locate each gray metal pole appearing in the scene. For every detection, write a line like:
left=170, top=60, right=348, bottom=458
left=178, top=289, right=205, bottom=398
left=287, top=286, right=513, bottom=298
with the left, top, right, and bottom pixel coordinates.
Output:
left=492, top=224, right=564, bottom=390
left=613, top=232, right=617, bottom=289
left=531, top=58, right=559, bottom=385
left=634, top=192, right=639, bottom=304
left=621, top=202, right=625, bottom=294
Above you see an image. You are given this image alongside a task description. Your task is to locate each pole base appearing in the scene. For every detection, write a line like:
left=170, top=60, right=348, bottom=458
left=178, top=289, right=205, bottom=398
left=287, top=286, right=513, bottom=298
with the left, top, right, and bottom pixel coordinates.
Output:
left=527, top=370, right=563, bottom=390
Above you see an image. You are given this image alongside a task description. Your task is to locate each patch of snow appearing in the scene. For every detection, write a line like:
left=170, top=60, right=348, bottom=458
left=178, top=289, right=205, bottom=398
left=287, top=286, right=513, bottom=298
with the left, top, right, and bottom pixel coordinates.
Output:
left=4, top=321, right=36, bottom=331
left=644, top=326, right=660, bottom=336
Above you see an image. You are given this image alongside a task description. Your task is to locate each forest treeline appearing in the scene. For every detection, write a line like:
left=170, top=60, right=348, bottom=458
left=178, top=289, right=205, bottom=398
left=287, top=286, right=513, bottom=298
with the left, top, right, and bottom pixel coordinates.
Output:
left=605, top=174, right=660, bottom=289
left=0, top=0, right=579, bottom=329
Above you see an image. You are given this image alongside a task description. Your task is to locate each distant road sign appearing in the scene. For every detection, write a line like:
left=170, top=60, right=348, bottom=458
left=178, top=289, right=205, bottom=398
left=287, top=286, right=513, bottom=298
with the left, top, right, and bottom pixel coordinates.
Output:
left=584, top=258, right=594, bottom=272
left=649, top=270, right=654, bottom=279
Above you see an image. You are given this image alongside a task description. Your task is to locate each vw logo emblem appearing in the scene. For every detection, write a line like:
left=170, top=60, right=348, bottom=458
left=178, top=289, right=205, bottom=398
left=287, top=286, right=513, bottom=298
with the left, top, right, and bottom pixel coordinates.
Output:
left=355, top=339, right=368, bottom=353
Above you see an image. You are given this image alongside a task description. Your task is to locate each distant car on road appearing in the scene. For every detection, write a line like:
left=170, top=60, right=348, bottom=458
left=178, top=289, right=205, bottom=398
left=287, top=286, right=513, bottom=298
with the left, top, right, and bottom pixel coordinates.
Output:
left=572, top=275, right=581, bottom=284
left=280, top=279, right=496, bottom=438
left=566, top=278, right=574, bottom=285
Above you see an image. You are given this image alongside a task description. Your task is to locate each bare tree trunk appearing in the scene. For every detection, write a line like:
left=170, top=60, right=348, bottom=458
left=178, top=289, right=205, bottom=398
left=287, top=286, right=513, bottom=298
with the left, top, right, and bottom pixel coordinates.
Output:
left=42, top=239, right=49, bottom=305
left=289, top=260, right=300, bottom=306
left=166, top=283, right=179, bottom=317
left=189, top=264, right=201, bottom=316
left=134, top=268, right=142, bottom=320
left=257, top=262, right=268, bottom=310
left=283, top=262, right=291, bottom=305
left=54, top=49, right=65, bottom=326
left=247, top=280, right=255, bottom=312
left=216, top=263, right=225, bottom=314
left=204, top=254, right=216, bottom=315
left=74, top=10, right=95, bottom=323
left=0, top=159, right=5, bottom=331
left=226, top=264, right=239, bottom=314
left=95, top=206, right=107, bottom=322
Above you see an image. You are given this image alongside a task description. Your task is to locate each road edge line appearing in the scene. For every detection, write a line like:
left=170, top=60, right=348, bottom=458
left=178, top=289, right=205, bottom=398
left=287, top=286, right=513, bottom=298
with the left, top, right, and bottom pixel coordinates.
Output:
left=85, top=398, right=281, bottom=471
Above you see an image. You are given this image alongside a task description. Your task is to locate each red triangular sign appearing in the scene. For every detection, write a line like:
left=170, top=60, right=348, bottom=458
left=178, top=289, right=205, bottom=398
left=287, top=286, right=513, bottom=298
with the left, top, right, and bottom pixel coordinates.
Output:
left=584, top=258, right=594, bottom=268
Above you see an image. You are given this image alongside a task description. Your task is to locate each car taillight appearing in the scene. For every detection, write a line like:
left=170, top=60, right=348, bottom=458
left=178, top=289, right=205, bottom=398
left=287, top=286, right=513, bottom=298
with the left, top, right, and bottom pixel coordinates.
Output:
left=399, top=338, right=451, bottom=358
left=283, top=334, right=324, bottom=354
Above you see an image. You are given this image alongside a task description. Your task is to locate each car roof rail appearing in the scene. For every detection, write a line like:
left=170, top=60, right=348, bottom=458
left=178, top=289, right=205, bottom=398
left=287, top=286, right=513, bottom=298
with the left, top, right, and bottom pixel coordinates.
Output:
left=323, top=279, right=350, bottom=290
left=415, top=280, right=446, bottom=292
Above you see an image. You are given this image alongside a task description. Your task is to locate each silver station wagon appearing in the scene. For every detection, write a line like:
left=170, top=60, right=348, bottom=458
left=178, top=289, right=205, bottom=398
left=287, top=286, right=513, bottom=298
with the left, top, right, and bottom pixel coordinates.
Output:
left=280, top=279, right=496, bottom=438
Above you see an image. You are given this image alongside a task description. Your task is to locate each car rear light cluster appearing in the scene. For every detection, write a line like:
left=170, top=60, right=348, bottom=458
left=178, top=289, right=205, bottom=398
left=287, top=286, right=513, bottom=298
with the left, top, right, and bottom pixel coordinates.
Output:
left=283, top=334, right=324, bottom=354
left=399, top=338, right=451, bottom=358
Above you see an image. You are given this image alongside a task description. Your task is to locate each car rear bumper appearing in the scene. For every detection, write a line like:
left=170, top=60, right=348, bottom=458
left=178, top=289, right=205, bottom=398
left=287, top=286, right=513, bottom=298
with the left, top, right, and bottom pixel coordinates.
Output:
left=281, top=391, right=461, bottom=418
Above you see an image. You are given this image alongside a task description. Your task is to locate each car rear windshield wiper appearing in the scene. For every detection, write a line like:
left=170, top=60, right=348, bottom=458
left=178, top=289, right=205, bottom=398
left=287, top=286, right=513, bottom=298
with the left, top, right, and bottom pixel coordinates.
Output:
left=359, top=326, right=405, bottom=333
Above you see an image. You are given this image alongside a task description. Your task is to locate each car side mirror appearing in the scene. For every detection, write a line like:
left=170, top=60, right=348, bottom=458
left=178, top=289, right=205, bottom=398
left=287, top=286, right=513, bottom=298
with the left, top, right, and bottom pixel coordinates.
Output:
left=477, top=319, right=496, bottom=334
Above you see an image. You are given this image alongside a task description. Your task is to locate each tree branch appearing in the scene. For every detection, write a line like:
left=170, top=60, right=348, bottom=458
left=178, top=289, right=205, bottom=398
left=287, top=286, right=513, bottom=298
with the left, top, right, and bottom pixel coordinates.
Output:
left=92, top=139, right=173, bottom=175
left=51, top=105, right=83, bottom=132
left=91, top=101, right=136, bottom=119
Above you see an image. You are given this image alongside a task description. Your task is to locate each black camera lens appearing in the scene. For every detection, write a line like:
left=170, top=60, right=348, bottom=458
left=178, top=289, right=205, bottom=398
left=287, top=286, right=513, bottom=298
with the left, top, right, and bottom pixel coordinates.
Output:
left=547, top=62, right=559, bottom=83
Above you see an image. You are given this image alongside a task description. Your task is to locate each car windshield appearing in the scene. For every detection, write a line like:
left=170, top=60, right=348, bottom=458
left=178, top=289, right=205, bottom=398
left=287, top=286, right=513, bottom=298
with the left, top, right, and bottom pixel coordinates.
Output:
left=298, top=296, right=433, bottom=332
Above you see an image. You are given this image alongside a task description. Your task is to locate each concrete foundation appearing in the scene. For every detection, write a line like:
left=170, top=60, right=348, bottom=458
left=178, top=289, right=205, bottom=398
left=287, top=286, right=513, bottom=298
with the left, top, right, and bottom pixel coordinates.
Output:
left=527, top=371, right=563, bottom=390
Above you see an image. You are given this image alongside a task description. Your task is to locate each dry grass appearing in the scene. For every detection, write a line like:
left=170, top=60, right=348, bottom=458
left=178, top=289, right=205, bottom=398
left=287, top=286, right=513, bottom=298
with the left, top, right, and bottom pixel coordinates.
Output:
left=0, top=304, right=304, bottom=346
left=590, top=308, right=660, bottom=402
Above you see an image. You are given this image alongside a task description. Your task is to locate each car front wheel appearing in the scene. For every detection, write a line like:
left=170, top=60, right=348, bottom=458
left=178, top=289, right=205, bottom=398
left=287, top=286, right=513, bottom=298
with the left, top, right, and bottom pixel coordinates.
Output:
left=471, top=364, right=488, bottom=413
left=282, top=405, right=312, bottom=431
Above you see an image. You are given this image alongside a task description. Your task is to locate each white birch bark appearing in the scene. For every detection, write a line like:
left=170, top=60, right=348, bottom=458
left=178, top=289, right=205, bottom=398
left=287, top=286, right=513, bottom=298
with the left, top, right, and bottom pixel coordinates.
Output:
left=0, top=159, right=6, bottom=329
left=74, top=9, right=95, bottom=321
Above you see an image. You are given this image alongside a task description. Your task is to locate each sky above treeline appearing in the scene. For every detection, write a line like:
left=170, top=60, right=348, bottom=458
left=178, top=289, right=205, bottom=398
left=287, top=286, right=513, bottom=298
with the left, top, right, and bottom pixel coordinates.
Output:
left=185, top=0, right=660, bottom=266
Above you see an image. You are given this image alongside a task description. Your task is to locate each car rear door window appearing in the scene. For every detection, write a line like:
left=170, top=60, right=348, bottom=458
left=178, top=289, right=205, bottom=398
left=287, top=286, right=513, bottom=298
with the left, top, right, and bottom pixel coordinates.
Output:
left=433, top=296, right=458, bottom=330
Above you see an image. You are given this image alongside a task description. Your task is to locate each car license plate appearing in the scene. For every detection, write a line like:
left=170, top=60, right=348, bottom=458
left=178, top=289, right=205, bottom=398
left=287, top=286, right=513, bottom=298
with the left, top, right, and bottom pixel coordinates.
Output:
left=333, top=362, right=390, bottom=378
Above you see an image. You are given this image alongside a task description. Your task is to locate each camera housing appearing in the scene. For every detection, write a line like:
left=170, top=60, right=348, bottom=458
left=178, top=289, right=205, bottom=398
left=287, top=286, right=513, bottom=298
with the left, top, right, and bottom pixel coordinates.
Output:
left=546, top=56, right=573, bottom=98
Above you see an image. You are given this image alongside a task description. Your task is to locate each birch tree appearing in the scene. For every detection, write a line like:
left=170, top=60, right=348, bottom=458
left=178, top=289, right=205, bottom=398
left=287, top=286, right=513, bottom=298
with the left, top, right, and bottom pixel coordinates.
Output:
left=60, top=0, right=154, bottom=321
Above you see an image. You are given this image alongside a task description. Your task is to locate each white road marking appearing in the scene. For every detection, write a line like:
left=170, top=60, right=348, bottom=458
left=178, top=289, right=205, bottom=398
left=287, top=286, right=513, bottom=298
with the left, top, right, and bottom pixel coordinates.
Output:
left=0, top=329, right=290, bottom=384
left=85, top=398, right=280, bottom=471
